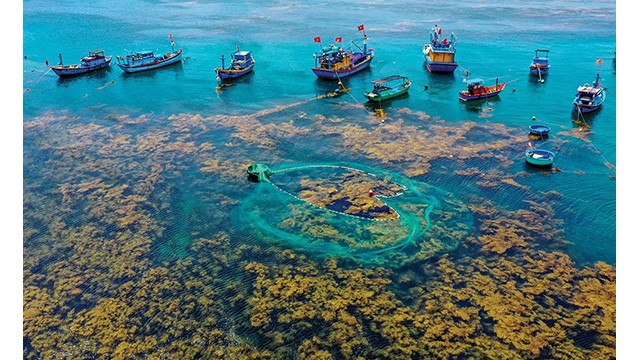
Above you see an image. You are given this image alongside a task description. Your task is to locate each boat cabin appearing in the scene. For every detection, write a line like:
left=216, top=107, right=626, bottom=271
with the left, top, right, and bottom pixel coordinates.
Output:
left=231, top=51, right=253, bottom=69
left=315, top=44, right=350, bottom=69
left=466, top=79, right=485, bottom=95
left=80, top=50, right=106, bottom=67
left=371, top=75, right=407, bottom=93
left=532, top=49, right=550, bottom=67
left=118, top=50, right=164, bottom=66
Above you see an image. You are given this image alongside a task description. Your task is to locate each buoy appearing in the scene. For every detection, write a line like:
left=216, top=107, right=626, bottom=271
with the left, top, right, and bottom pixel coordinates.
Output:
left=532, top=116, right=536, bottom=121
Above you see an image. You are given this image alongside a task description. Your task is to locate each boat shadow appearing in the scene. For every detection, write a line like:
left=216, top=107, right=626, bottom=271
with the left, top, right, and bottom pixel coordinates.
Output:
left=528, top=74, right=548, bottom=85
left=363, top=92, right=410, bottom=111
left=461, top=96, right=501, bottom=113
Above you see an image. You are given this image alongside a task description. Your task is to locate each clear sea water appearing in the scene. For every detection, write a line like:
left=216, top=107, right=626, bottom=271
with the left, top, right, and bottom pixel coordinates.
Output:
left=23, top=0, right=617, bottom=357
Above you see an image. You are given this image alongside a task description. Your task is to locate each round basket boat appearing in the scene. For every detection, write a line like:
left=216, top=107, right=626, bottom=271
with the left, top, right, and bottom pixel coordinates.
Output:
left=525, top=149, right=555, bottom=166
left=529, top=124, right=551, bottom=136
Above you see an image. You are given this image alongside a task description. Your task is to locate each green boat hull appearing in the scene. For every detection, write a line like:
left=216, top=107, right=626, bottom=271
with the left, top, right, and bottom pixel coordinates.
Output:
left=364, top=84, right=411, bottom=102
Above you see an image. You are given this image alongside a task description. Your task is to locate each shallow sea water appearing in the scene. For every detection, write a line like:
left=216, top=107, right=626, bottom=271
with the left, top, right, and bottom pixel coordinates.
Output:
left=23, top=0, right=616, bottom=358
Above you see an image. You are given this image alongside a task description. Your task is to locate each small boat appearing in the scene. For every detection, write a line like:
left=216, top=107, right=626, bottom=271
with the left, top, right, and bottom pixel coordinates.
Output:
left=572, top=71, right=605, bottom=113
left=311, top=24, right=374, bottom=80
left=525, top=149, right=555, bottom=166
left=529, top=49, right=550, bottom=77
left=528, top=124, right=551, bottom=137
left=215, top=48, right=255, bottom=80
left=458, top=78, right=506, bottom=101
left=364, top=75, right=411, bottom=102
left=423, top=24, right=458, bottom=73
left=116, top=34, right=182, bottom=73
left=50, top=50, right=112, bottom=77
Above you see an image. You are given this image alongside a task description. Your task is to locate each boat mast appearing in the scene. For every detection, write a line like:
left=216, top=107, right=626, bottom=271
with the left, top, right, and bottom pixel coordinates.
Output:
left=221, top=54, right=225, bottom=70
left=58, top=53, right=63, bottom=66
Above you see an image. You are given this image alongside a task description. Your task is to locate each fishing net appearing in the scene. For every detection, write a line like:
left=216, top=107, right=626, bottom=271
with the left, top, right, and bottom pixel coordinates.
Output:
left=235, top=162, right=473, bottom=265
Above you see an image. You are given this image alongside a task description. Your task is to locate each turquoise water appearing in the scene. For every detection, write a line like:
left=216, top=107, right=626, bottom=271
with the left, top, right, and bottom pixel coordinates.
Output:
left=24, top=0, right=616, bottom=264
left=23, top=0, right=616, bottom=357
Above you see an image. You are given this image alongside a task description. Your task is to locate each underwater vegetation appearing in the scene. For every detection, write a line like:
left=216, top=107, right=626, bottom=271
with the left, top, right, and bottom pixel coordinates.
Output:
left=23, top=100, right=615, bottom=359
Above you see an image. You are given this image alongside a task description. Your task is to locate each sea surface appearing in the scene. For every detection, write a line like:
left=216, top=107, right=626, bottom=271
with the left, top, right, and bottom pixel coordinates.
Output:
left=23, top=0, right=617, bottom=358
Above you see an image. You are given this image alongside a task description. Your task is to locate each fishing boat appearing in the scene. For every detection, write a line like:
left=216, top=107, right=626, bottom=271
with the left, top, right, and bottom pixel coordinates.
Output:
left=422, top=24, right=458, bottom=73
left=215, top=48, right=255, bottom=80
left=529, top=124, right=551, bottom=137
left=572, top=71, right=605, bottom=113
left=50, top=50, right=112, bottom=77
left=364, top=75, right=411, bottom=102
left=525, top=149, right=555, bottom=166
left=458, top=78, right=506, bottom=101
left=529, top=49, right=550, bottom=77
left=116, top=34, right=182, bottom=73
left=311, top=24, right=374, bottom=80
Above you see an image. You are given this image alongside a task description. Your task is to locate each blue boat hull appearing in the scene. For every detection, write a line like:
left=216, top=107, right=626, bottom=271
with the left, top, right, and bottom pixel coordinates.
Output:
left=312, top=55, right=372, bottom=80
left=118, top=50, right=183, bottom=73
left=51, top=57, right=112, bottom=77
left=216, top=63, right=254, bottom=80
left=425, top=60, right=458, bottom=73
left=530, top=68, right=549, bottom=76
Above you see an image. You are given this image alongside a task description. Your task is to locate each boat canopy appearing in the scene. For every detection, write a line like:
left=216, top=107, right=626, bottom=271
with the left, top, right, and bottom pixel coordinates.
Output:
left=465, top=78, right=484, bottom=85
left=577, top=86, right=602, bottom=94
left=320, top=44, right=341, bottom=54
left=371, top=75, right=407, bottom=84
left=89, top=50, right=105, bottom=56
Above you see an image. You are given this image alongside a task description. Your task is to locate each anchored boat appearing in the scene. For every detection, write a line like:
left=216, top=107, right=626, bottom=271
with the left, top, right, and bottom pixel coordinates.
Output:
left=215, top=48, right=255, bottom=80
left=573, top=68, right=605, bottom=113
left=530, top=49, right=550, bottom=78
left=528, top=124, right=551, bottom=137
left=50, top=50, right=112, bottom=77
left=311, top=24, right=374, bottom=80
left=116, top=34, right=182, bottom=74
left=458, top=78, right=506, bottom=101
left=422, top=24, right=458, bottom=73
left=364, top=75, right=411, bottom=102
left=525, top=149, right=555, bottom=166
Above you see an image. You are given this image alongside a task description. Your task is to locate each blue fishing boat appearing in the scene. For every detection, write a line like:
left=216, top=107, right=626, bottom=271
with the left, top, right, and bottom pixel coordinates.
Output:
left=525, top=149, right=555, bottom=166
left=311, top=24, right=374, bottom=80
left=116, top=34, right=183, bottom=74
left=422, top=24, right=458, bottom=73
left=50, top=50, right=111, bottom=77
left=573, top=69, right=605, bottom=113
left=529, top=124, right=551, bottom=137
left=529, top=49, right=550, bottom=78
left=458, top=78, right=506, bottom=101
left=215, top=48, right=255, bottom=80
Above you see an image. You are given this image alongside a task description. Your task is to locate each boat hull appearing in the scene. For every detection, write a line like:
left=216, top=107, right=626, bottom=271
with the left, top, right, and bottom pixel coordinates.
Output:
left=525, top=149, right=555, bottom=166
left=528, top=124, right=551, bottom=136
left=117, top=50, right=183, bottom=73
left=529, top=65, right=549, bottom=76
left=458, top=83, right=506, bottom=101
left=216, top=63, right=255, bottom=80
left=312, top=55, right=373, bottom=80
left=425, top=60, right=458, bottom=73
left=51, top=57, right=112, bottom=77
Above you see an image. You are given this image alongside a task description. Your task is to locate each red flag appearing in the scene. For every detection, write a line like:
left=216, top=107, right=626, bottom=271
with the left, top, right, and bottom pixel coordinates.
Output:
left=314, top=36, right=321, bottom=43
left=443, top=38, right=448, bottom=44
left=596, top=58, right=603, bottom=66
left=236, top=45, right=240, bottom=51
left=335, top=37, right=342, bottom=43
left=169, top=34, right=173, bottom=40
left=438, top=27, right=442, bottom=35
left=357, top=24, right=365, bottom=31
left=45, top=60, right=49, bottom=66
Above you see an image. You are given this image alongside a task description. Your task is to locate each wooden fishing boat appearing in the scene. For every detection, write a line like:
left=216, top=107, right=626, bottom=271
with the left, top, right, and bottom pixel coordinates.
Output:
left=458, top=78, right=506, bottom=101
left=525, top=149, right=555, bottom=166
left=422, top=24, right=458, bottom=73
left=311, top=24, right=374, bottom=80
left=528, top=124, right=551, bottom=136
left=215, top=49, right=255, bottom=80
left=364, top=75, right=411, bottom=102
left=116, top=34, right=182, bottom=73
left=573, top=71, right=605, bottom=113
left=529, top=49, right=550, bottom=77
left=50, top=50, right=111, bottom=77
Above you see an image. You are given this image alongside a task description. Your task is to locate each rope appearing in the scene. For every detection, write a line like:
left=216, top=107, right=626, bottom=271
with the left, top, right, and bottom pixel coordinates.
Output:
left=575, top=108, right=616, bottom=174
